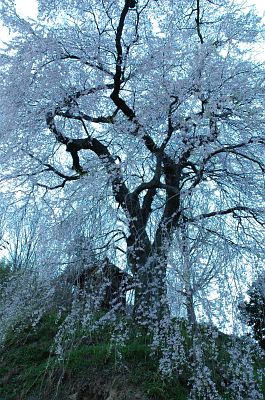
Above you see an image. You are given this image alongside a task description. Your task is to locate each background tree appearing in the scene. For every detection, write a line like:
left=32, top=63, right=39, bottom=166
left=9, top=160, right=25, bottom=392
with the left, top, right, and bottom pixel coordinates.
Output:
left=0, top=258, right=12, bottom=287
left=239, top=271, right=265, bottom=350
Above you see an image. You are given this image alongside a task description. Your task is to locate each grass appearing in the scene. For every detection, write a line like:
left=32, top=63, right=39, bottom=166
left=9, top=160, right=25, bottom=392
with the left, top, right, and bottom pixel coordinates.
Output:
left=0, top=312, right=264, bottom=400
left=0, top=313, right=60, bottom=400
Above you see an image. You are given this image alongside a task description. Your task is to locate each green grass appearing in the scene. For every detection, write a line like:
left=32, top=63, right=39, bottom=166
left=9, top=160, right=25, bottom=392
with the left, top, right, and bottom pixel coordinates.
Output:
left=0, top=313, right=62, bottom=399
left=0, top=312, right=264, bottom=400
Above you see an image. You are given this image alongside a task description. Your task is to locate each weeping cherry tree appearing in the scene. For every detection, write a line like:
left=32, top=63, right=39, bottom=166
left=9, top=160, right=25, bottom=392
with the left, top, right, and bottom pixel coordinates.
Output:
left=0, top=0, right=264, bottom=325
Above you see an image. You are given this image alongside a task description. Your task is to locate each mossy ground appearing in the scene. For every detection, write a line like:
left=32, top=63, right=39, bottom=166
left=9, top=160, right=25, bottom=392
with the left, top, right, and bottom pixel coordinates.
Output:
left=0, top=313, right=263, bottom=400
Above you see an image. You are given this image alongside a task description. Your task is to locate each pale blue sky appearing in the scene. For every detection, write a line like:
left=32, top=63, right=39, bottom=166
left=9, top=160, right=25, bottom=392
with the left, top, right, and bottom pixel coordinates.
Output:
left=0, top=1, right=264, bottom=47
left=14, top=0, right=265, bottom=19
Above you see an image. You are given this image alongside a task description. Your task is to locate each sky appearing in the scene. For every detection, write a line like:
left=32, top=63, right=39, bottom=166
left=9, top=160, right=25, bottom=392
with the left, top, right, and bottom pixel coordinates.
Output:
left=15, top=0, right=38, bottom=19
left=250, top=0, right=265, bottom=13
left=0, top=0, right=265, bottom=46
left=14, top=0, right=265, bottom=18
left=1, top=0, right=265, bottom=25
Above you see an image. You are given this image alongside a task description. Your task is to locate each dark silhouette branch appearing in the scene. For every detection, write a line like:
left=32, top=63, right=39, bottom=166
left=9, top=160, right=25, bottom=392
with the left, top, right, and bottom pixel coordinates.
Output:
left=28, top=153, right=80, bottom=182
left=60, top=54, right=115, bottom=77
left=187, top=206, right=263, bottom=223
left=195, top=0, right=204, bottom=44
left=56, top=110, right=118, bottom=124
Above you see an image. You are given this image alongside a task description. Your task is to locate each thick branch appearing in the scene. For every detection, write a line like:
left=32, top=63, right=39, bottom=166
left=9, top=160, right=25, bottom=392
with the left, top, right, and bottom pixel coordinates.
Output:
left=141, top=187, right=156, bottom=226
left=46, top=108, right=130, bottom=205
left=46, top=112, right=69, bottom=145
left=108, top=0, right=166, bottom=163
left=56, top=109, right=118, bottom=124
left=195, top=0, right=204, bottom=44
left=110, top=1, right=135, bottom=119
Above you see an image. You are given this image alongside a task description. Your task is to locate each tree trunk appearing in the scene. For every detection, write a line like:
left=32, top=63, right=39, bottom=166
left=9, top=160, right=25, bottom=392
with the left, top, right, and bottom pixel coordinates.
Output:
left=185, top=290, right=197, bottom=326
left=127, top=232, right=169, bottom=325
left=180, top=224, right=197, bottom=326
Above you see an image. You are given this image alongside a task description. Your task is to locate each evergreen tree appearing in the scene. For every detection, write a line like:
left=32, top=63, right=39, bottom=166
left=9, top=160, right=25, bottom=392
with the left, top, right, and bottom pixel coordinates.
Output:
left=240, top=272, right=265, bottom=349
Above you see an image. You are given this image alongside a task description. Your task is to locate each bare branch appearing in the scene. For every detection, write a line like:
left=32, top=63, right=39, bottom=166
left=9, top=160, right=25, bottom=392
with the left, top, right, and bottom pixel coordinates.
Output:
left=187, top=206, right=264, bottom=223
left=56, top=110, right=118, bottom=124
left=195, top=0, right=204, bottom=44
left=27, top=153, right=80, bottom=181
left=60, top=54, right=114, bottom=77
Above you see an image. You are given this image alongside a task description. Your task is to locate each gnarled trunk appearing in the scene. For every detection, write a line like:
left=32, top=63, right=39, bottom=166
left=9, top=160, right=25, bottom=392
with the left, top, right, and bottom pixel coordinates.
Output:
left=127, top=231, right=170, bottom=325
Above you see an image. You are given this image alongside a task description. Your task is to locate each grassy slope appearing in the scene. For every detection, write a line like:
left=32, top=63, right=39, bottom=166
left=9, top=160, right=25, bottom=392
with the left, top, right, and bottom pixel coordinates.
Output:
left=0, top=313, right=264, bottom=400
